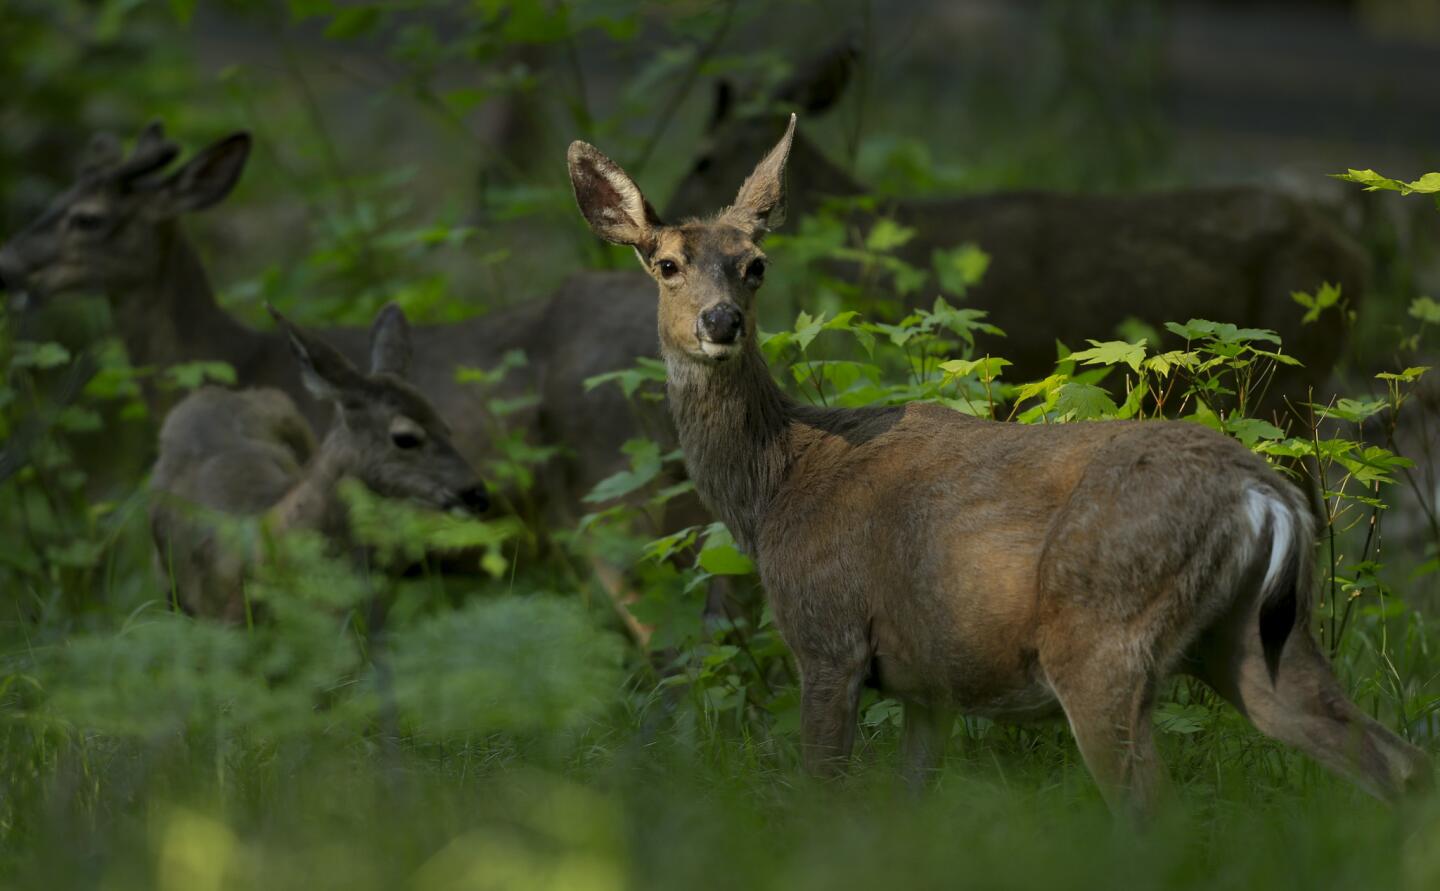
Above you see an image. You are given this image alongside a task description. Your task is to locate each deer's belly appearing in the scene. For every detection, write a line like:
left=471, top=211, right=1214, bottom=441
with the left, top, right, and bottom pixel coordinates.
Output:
left=870, top=617, right=1060, bottom=722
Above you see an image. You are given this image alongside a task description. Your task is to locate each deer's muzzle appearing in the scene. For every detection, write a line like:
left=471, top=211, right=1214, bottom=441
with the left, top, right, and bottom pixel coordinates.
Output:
left=452, top=483, right=490, bottom=516
left=697, top=303, right=744, bottom=349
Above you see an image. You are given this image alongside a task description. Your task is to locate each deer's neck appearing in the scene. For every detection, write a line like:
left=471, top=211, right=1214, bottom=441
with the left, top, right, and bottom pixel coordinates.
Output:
left=110, top=223, right=261, bottom=376
left=266, top=435, right=355, bottom=540
left=666, top=342, right=796, bottom=555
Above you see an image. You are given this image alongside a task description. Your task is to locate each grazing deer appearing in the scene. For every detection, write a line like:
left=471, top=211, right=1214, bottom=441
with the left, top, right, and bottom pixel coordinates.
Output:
left=0, top=122, right=686, bottom=641
left=150, top=303, right=489, bottom=621
left=567, top=115, right=1430, bottom=815
left=666, top=45, right=1364, bottom=396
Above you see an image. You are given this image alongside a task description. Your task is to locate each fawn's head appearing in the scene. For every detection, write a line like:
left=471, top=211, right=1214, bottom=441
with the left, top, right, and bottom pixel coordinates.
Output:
left=567, top=115, right=796, bottom=366
left=269, top=304, right=489, bottom=516
left=0, top=122, right=250, bottom=305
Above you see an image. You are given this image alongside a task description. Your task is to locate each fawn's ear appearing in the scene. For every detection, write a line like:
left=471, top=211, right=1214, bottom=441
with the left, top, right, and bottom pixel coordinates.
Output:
left=722, top=114, right=796, bottom=238
left=115, top=121, right=181, bottom=183
left=79, top=132, right=123, bottom=177
left=368, top=303, right=412, bottom=377
left=772, top=40, right=858, bottom=115
left=147, top=133, right=251, bottom=216
left=567, top=141, right=661, bottom=252
left=268, top=304, right=366, bottom=403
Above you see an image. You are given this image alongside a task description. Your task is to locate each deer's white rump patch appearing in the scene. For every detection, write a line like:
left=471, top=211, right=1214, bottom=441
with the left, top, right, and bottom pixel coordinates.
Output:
left=1244, top=488, right=1294, bottom=593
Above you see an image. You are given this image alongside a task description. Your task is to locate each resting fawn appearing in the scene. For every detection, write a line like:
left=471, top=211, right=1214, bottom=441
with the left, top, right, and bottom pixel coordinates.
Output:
left=149, top=303, right=487, bottom=621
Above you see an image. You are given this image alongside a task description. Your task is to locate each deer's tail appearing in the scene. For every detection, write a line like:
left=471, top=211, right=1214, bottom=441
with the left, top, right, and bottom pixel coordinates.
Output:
left=1243, top=486, right=1315, bottom=682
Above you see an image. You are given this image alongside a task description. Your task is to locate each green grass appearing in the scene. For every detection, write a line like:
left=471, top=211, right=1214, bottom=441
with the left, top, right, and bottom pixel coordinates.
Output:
left=3, top=700, right=1438, bottom=891
left=3, top=563, right=1439, bottom=891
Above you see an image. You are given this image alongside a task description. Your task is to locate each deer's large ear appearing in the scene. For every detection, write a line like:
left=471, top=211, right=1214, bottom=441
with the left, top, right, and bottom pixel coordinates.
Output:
left=149, top=133, right=252, bottom=217
left=723, top=114, right=796, bottom=237
left=268, top=304, right=366, bottom=403
left=368, top=303, right=412, bottom=377
left=567, top=141, right=660, bottom=251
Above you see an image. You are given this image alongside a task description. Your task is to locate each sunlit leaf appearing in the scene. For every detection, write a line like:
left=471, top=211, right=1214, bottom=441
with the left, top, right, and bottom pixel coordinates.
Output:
left=931, top=243, right=990, bottom=295
left=865, top=218, right=915, bottom=252
left=1054, top=382, right=1117, bottom=420
left=1333, top=168, right=1440, bottom=195
left=1068, top=339, right=1147, bottom=373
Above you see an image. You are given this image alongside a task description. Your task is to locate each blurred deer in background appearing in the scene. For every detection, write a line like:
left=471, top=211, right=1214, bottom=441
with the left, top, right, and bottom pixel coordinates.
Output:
left=568, top=114, right=1430, bottom=816
left=0, top=122, right=682, bottom=642
left=150, top=304, right=489, bottom=621
left=666, top=44, right=1365, bottom=401
left=0, top=123, right=538, bottom=459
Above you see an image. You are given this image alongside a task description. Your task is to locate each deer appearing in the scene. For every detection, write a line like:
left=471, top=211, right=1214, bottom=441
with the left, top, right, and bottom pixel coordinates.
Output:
left=566, top=114, right=1431, bottom=816
left=149, top=303, right=489, bottom=621
left=0, top=123, right=560, bottom=469
left=666, top=44, right=1365, bottom=403
left=0, top=122, right=688, bottom=643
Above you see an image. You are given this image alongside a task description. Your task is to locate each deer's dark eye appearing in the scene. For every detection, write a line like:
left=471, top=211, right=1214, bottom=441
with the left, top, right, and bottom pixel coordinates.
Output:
left=744, top=257, right=766, bottom=284
left=657, top=259, right=680, bottom=279
left=68, top=211, right=108, bottom=233
left=391, top=430, right=424, bottom=450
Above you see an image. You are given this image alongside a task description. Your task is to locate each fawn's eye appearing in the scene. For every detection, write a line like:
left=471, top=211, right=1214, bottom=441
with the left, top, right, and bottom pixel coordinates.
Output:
left=657, top=259, right=680, bottom=279
left=744, top=257, right=766, bottom=284
left=391, top=430, right=424, bottom=450
left=68, top=211, right=108, bottom=233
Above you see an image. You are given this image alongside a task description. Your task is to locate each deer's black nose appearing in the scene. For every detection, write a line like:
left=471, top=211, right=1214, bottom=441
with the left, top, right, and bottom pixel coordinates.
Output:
left=458, top=484, right=489, bottom=515
left=698, top=303, right=743, bottom=345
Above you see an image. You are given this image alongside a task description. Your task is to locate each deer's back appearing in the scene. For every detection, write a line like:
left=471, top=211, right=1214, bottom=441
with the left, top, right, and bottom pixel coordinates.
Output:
left=889, top=187, right=1361, bottom=384
left=760, top=404, right=1296, bottom=713
left=149, top=387, right=314, bottom=618
left=150, top=386, right=312, bottom=516
left=532, top=270, right=686, bottom=517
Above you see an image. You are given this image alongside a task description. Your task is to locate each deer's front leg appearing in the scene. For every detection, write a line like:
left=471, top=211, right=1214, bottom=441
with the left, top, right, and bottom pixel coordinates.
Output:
left=798, top=656, right=868, bottom=776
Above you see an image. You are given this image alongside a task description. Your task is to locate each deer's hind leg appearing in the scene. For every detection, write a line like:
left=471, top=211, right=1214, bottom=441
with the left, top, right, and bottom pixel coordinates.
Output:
left=900, top=699, right=954, bottom=791
left=1194, top=606, right=1432, bottom=804
left=1041, top=634, right=1171, bottom=819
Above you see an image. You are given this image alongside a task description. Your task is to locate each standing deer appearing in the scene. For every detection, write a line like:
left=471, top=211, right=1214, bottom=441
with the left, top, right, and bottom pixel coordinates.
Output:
left=567, top=115, right=1430, bottom=815
left=667, top=45, right=1364, bottom=397
left=150, top=303, right=489, bottom=621
left=0, top=122, right=686, bottom=641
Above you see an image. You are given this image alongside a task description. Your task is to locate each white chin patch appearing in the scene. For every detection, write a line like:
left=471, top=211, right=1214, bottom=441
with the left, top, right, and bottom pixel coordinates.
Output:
left=699, top=341, right=738, bottom=360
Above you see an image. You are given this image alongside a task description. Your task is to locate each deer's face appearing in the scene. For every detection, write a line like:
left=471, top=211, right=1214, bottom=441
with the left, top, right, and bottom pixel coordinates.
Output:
left=0, top=124, right=250, bottom=306
left=274, top=303, right=489, bottom=517
left=647, top=222, right=767, bottom=364
left=567, top=115, right=795, bottom=367
left=332, top=378, right=489, bottom=515
left=0, top=178, right=160, bottom=303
